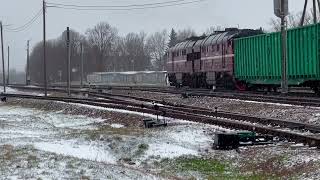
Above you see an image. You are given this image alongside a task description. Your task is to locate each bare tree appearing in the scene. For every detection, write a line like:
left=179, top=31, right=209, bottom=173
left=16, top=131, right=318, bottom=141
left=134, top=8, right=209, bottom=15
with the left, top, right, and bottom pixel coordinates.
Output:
left=177, top=28, right=196, bottom=41
left=123, top=32, right=150, bottom=71
left=28, top=22, right=156, bottom=84
left=205, top=26, right=224, bottom=35
left=86, top=22, right=118, bottom=71
left=146, top=30, right=168, bottom=71
left=29, top=29, right=89, bottom=84
left=269, top=11, right=313, bottom=31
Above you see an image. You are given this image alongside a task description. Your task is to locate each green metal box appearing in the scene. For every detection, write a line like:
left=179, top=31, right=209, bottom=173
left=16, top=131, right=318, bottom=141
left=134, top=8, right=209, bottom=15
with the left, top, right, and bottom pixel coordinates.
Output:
left=235, top=23, right=320, bottom=86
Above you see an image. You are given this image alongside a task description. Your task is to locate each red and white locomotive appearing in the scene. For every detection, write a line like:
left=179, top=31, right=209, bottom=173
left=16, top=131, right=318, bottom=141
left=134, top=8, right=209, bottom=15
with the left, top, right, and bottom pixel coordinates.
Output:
left=166, top=28, right=262, bottom=89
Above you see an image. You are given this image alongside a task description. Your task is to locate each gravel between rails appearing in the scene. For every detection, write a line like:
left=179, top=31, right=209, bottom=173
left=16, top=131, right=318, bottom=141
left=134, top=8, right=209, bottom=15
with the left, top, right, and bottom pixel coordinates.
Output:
left=106, top=89, right=320, bottom=125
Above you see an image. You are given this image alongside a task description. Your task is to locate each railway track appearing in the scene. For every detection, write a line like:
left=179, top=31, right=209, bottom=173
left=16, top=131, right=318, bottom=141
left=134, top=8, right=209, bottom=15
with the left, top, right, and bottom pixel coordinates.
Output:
left=88, top=91, right=320, bottom=133
left=7, top=84, right=320, bottom=107
left=59, top=84, right=320, bottom=107
left=6, top=85, right=320, bottom=133
left=2, top=92, right=320, bottom=148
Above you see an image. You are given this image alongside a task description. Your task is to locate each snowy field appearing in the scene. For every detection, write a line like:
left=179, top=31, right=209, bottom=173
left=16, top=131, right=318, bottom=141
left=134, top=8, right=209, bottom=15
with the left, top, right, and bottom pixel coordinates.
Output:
left=1, top=99, right=320, bottom=179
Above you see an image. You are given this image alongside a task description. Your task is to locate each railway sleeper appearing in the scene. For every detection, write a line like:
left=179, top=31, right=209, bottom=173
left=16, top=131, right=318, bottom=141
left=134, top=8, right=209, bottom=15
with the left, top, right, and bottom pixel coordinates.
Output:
left=168, top=106, right=320, bottom=134
left=3, top=93, right=320, bottom=148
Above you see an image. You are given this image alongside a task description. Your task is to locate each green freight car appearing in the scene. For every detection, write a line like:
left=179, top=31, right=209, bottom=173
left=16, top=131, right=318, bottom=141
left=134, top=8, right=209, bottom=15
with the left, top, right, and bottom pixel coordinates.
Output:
left=234, top=23, right=320, bottom=93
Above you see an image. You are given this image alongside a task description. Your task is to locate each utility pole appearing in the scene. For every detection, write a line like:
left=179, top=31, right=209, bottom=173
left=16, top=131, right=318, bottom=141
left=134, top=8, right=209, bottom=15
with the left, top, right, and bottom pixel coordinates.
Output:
left=0, top=21, right=6, bottom=93
left=26, top=40, right=30, bottom=85
left=318, top=0, right=320, bottom=15
left=313, top=0, right=317, bottom=23
left=301, top=0, right=320, bottom=26
left=301, top=0, right=308, bottom=26
left=274, top=0, right=289, bottom=94
left=43, top=0, right=47, bottom=96
left=281, top=14, right=288, bottom=94
left=67, top=27, right=71, bottom=96
left=131, top=59, right=134, bottom=71
left=280, top=0, right=288, bottom=94
left=7, top=46, right=9, bottom=85
left=80, top=43, right=84, bottom=88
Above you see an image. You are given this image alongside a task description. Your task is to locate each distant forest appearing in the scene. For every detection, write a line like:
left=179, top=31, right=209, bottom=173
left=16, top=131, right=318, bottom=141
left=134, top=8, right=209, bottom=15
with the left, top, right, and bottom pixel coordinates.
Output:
left=29, top=22, right=199, bottom=84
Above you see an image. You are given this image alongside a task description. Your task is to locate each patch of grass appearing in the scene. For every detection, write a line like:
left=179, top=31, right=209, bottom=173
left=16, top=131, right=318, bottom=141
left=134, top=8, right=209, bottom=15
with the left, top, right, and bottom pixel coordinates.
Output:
left=175, top=158, right=228, bottom=175
left=239, top=154, right=300, bottom=179
left=135, top=143, right=149, bottom=157
left=158, top=157, right=279, bottom=179
left=70, top=126, right=145, bottom=141
left=27, top=155, right=39, bottom=168
left=138, top=144, right=149, bottom=150
left=3, top=144, right=14, bottom=160
left=80, top=176, right=90, bottom=180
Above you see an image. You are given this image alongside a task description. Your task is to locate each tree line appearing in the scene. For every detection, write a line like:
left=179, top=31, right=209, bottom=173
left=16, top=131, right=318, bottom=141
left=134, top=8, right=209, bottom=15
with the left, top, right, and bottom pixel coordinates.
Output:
left=29, top=22, right=196, bottom=84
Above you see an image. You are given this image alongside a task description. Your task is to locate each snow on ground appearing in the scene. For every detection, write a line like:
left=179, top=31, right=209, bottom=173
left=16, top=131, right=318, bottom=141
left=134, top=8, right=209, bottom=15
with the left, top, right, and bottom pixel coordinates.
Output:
left=0, top=87, right=47, bottom=96
left=0, top=87, right=19, bottom=93
left=145, top=143, right=198, bottom=159
left=2, top=98, right=320, bottom=179
left=231, top=99, right=295, bottom=107
left=33, top=141, right=117, bottom=164
left=111, top=124, right=125, bottom=128
left=0, top=103, right=218, bottom=179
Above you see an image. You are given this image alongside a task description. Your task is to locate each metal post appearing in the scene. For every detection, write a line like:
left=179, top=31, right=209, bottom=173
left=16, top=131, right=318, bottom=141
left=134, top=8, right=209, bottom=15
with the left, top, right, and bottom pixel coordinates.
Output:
left=313, top=0, right=317, bottom=23
left=318, top=0, right=320, bottom=14
left=26, top=40, right=30, bottom=85
left=0, top=21, right=6, bottom=93
left=301, top=0, right=308, bottom=26
left=7, top=46, right=9, bottom=85
left=281, top=1, right=288, bottom=94
left=80, top=43, right=84, bottom=88
left=131, top=59, right=134, bottom=71
left=67, top=27, right=71, bottom=96
left=43, top=0, right=47, bottom=96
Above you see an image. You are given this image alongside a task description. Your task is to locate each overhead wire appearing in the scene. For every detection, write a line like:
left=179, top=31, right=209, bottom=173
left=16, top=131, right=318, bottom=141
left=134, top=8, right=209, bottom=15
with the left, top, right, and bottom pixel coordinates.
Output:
left=3, top=0, right=206, bottom=32
left=46, top=0, right=207, bottom=11
left=5, top=9, right=42, bottom=32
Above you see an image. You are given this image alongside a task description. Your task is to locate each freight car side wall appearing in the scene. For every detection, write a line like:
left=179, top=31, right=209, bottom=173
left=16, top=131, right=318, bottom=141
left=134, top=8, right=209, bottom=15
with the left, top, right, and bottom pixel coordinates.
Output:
left=234, top=23, right=320, bottom=86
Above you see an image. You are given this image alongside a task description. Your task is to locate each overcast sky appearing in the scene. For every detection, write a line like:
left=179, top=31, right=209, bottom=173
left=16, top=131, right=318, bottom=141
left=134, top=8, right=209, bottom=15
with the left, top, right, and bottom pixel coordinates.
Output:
left=0, top=0, right=308, bottom=72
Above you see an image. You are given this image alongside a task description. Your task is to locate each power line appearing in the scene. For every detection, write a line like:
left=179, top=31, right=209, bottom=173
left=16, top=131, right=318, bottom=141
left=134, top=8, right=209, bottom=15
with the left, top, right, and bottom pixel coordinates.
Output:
left=5, top=9, right=42, bottom=32
left=47, top=0, right=206, bottom=11
left=47, top=0, right=189, bottom=8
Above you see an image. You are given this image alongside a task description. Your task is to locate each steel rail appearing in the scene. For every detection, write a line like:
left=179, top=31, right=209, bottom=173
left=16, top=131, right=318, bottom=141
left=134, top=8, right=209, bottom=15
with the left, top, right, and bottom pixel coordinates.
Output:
left=7, top=84, right=320, bottom=107
left=2, top=93, right=320, bottom=148
left=89, top=92, right=320, bottom=134
left=6, top=85, right=320, bottom=134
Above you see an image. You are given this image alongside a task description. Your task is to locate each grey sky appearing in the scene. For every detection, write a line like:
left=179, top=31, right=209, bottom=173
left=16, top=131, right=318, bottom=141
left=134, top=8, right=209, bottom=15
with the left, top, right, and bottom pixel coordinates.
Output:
left=0, top=0, right=307, bottom=72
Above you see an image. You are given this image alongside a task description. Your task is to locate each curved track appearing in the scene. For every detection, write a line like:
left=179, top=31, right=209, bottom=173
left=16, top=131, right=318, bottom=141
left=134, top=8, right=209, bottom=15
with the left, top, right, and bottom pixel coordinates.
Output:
left=2, top=91, right=320, bottom=148
left=7, top=84, right=320, bottom=107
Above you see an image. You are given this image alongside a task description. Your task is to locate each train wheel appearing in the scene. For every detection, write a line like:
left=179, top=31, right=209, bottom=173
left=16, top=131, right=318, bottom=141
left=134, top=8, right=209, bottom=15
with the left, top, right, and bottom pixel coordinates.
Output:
left=235, top=81, right=247, bottom=91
